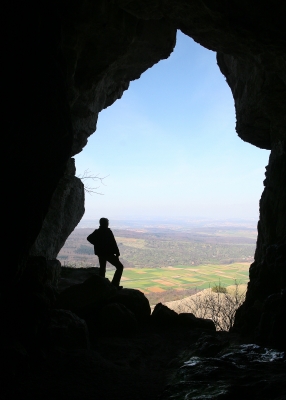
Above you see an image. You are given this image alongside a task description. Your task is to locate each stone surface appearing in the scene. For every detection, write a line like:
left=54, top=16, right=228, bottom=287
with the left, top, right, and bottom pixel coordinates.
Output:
left=56, top=271, right=150, bottom=336
left=58, top=266, right=100, bottom=292
left=161, top=342, right=286, bottom=400
left=152, top=303, right=216, bottom=331
left=46, top=259, right=62, bottom=288
left=258, top=289, right=286, bottom=350
left=231, top=140, right=286, bottom=340
left=55, top=274, right=118, bottom=316
left=108, top=288, right=151, bottom=322
left=96, top=303, right=138, bottom=337
left=3, top=328, right=285, bottom=400
left=30, top=158, right=85, bottom=260
left=152, top=303, right=179, bottom=326
left=178, top=313, right=216, bottom=331
left=49, top=309, right=90, bottom=350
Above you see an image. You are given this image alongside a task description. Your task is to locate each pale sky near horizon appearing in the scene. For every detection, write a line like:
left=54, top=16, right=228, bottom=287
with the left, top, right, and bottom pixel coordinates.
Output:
left=75, top=30, right=270, bottom=221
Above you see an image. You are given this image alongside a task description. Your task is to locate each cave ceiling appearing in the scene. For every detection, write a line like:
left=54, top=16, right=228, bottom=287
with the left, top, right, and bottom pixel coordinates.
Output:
left=62, top=0, right=286, bottom=154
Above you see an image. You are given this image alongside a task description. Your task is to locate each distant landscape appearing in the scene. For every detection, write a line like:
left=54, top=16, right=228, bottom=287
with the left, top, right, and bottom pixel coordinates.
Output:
left=58, top=219, right=256, bottom=304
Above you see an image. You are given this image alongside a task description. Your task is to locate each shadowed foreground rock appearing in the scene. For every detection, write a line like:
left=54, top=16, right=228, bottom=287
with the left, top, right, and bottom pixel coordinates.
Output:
left=3, top=329, right=285, bottom=400
left=49, top=309, right=90, bottom=350
left=2, top=265, right=285, bottom=400
left=55, top=272, right=151, bottom=335
left=160, top=340, right=286, bottom=400
left=152, top=302, right=216, bottom=331
left=107, top=288, right=151, bottom=323
left=58, top=266, right=100, bottom=292
left=55, top=274, right=118, bottom=316
left=96, top=303, right=138, bottom=336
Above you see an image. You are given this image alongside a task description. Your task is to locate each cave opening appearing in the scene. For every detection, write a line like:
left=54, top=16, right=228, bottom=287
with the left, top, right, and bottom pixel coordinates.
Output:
left=2, top=2, right=286, bottom=398
left=61, top=31, right=271, bottom=309
left=75, top=31, right=270, bottom=222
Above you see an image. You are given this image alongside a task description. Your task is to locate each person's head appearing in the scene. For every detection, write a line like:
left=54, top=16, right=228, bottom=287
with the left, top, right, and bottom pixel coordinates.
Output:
left=99, top=217, right=109, bottom=228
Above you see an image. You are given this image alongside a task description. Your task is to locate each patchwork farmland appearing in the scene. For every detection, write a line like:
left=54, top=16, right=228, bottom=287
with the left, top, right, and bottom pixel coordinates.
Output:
left=105, top=263, right=249, bottom=304
left=59, top=221, right=254, bottom=304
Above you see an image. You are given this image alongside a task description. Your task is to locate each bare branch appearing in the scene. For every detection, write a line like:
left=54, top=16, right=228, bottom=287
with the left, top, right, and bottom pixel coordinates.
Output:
left=180, top=280, right=246, bottom=331
left=76, top=169, right=109, bottom=195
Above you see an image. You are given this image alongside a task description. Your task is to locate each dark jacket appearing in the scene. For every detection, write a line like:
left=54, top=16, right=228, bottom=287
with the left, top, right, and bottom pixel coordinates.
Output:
left=87, top=227, right=120, bottom=256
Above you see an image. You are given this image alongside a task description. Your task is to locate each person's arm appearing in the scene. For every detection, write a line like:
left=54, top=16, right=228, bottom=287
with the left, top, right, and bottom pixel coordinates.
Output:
left=87, top=229, right=99, bottom=255
left=87, top=230, right=97, bottom=244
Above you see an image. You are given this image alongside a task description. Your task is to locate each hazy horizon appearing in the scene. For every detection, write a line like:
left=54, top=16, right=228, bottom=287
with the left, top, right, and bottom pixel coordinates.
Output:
left=76, top=216, right=258, bottom=230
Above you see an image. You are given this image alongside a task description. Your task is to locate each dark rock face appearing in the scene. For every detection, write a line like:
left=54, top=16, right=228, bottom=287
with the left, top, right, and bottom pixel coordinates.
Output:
left=62, top=2, right=177, bottom=156
left=58, top=266, right=100, bottom=292
left=233, top=142, right=286, bottom=345
left=3, top=257, right=59, bottom=358
left=30, top=158, right=84, bottom=260
left=56, top=272, right=151, bottom=336
left=96, top=303, right=138, bottom=336
left=152, top=303, right=179, bottom=327
left=161, top=341, right=286, bottom=400
left=152, top=303, right=215, bottom=331
left=3, top=0, right=286, bottom=352
left=108, top=288, right=151, bottom=323
left=49, top=309, right=90, bottom=350
left=55, top=274, right=118, bottom=316
left=178, top=313, right=216, bottom=332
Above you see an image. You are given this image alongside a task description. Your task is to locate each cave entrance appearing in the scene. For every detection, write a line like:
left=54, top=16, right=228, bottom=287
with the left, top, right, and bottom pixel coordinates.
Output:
left=63, top=31, right=270, bottom=306
left=75, top=31, right=269, bottom=222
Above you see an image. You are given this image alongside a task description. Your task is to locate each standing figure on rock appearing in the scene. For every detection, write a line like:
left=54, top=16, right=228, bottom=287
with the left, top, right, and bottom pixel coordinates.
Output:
left=87, top=218, right=124, bottom=289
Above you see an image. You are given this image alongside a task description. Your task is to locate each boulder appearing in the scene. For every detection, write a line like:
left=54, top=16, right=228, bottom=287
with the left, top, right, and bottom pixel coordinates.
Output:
left=58, top=266, right=100, bottom=292
left=55, top=274, right=117, bottom=316
left=95, top=303, right=138, bottom=337
left=152, top=303, right=216, bottom=331
left=49, top=309, right=90, bottom=350
left=108, top=288, right=151, bottom=323
left=151, top=303, right=179, bottom=327
left=178, top=313, right=216, bottom=331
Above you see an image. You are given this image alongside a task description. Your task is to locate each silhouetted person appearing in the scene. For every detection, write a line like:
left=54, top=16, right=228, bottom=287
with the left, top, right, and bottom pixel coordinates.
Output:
left=87, top=218, right=124, bottom=288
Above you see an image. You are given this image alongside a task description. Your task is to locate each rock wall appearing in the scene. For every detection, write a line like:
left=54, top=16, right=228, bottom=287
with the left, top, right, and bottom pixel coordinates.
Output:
left=3, top=0, right=286, bottom=347
left=215, top=45, right=286, bottom=345
left=30, top=158, right=84, bottom=260
left=233, top=141, right=286, bottom=347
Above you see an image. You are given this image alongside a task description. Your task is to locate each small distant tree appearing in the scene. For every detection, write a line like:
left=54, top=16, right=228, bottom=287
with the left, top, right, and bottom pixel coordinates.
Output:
left=181, top=280, right=246, bottom=331
left=212, top=282, right=227, bottom=294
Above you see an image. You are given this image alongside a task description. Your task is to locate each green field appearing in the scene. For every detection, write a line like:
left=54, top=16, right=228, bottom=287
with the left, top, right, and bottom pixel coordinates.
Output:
left=60, top=225, right=253, bottom=304
left=106, top=262, right=249, bottom=295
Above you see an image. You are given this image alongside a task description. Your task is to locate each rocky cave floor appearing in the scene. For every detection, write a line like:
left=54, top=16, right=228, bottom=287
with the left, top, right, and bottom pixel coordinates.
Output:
left=3, top=323, right=286, bottom=400
left=2, top=266, right=286, bottom=400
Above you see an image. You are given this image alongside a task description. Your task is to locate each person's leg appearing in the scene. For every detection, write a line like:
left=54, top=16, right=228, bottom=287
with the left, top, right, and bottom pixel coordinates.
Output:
left=98, top=256, right=107, bottom=278
left=106, top=255, right=124, bottom=287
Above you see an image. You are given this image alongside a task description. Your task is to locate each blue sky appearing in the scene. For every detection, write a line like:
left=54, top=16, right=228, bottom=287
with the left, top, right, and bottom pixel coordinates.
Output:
left=75, top=31, right=270, bottom=221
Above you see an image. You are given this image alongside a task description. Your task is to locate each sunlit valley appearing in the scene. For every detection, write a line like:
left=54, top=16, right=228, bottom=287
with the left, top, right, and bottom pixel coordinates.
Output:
left=59, top=218, right=254, bottom=305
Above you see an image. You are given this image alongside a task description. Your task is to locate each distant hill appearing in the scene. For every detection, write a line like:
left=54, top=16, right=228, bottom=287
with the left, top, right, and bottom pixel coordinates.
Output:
left=58, top=225, right=255, bottom=268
